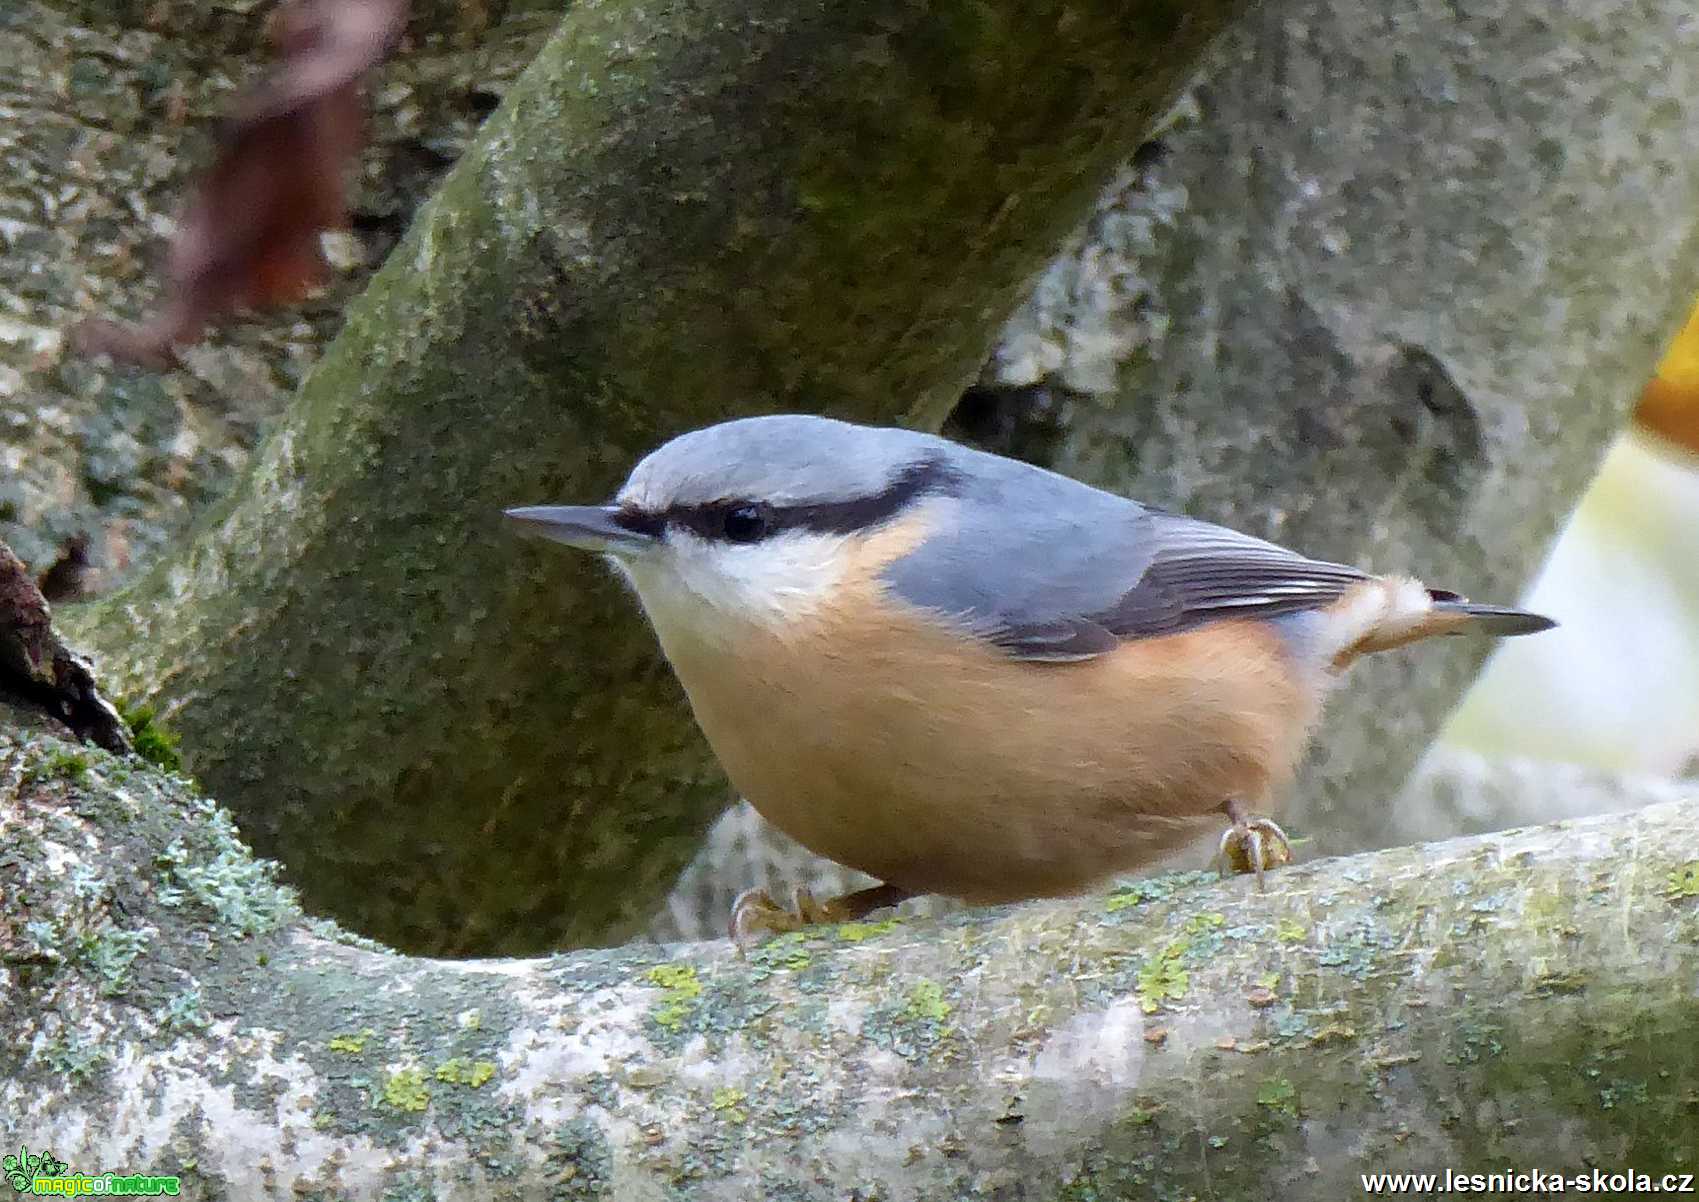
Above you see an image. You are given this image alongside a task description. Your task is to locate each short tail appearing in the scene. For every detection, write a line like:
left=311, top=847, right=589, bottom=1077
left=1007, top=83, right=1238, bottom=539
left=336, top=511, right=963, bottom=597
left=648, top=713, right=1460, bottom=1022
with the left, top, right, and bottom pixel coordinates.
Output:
left=1426, top=591, right=1556, bottom=638
left=1321, top=578, right=1555, bottom=669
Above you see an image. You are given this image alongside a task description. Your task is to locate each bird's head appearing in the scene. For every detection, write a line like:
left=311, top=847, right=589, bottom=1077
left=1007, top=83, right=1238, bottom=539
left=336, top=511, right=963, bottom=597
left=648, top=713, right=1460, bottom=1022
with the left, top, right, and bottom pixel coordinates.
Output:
left=505, top=415, right=961, bottom=643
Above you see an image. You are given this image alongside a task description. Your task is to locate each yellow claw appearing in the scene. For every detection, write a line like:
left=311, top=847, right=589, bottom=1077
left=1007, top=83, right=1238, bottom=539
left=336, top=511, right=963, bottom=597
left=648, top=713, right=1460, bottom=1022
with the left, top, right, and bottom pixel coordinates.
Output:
left=728, top=883, right=909, bottom=951
left=1216, top=805, right=1294, bottom=887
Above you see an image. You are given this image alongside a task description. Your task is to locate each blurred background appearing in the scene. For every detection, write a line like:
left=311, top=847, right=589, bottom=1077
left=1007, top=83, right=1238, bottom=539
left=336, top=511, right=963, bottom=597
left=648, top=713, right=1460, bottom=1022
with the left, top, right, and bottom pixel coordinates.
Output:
left=1444, top=315, right=1699, bottom=780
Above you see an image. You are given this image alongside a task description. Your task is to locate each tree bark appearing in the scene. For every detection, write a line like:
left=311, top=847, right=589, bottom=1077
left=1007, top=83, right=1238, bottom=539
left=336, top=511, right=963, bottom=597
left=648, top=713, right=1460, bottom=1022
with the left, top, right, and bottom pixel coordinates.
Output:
left=0, top=2, right=554, bottom=577
left=5, top=705, right=1697, bottom=1199
left=60, top=0, right=1253, bottom=955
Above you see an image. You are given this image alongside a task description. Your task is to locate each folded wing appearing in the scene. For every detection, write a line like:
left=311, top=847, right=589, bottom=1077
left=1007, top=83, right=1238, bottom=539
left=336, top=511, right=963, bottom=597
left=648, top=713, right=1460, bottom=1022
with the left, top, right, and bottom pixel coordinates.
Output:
left=884, top=497, right=1367, bottom=662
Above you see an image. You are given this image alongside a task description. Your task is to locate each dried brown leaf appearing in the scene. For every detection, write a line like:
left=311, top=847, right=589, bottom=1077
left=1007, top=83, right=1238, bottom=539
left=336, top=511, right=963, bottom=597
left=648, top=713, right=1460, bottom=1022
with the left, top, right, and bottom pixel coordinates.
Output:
left=74, top=0, right=409, bottom=368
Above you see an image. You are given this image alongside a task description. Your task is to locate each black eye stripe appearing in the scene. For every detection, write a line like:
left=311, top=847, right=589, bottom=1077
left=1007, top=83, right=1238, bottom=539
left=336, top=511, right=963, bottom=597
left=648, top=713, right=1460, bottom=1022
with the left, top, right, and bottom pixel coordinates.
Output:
left=620, top=454, right=960, bottom=544
left=673, top=501, right=772, bottom=542
left=610, top=507, right=666, bottom=538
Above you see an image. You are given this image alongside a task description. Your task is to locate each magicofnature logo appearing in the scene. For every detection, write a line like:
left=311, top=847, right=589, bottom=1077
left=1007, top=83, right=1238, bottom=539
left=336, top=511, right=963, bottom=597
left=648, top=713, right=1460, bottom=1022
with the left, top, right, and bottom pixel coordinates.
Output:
left=4, top=1145, right=180, bottom=1196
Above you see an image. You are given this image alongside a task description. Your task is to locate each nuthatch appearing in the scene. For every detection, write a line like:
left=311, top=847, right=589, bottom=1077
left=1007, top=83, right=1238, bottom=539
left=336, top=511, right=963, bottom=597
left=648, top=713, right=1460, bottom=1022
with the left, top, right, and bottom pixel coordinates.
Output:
left=506, top=415, right=1554, bottom=942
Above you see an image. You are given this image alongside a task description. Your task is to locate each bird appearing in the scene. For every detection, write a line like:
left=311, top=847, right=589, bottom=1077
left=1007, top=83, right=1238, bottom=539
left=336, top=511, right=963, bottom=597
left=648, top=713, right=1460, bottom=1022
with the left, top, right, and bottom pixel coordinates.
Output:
left=505, top=414, right=1554, bottom=944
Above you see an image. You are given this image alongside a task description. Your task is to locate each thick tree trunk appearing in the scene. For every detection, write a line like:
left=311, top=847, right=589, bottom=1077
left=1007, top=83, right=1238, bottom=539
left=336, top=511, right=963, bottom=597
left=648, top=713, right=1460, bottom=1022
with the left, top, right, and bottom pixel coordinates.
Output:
left=4, top=706, right=1697, bottom=1199
left=60, top=0, right=1254, bottom=955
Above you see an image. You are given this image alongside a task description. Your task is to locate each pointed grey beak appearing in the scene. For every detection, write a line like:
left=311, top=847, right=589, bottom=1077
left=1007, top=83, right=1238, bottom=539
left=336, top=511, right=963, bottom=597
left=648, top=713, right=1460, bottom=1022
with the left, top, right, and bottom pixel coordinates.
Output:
left=503, top=505, right=657, bottom=555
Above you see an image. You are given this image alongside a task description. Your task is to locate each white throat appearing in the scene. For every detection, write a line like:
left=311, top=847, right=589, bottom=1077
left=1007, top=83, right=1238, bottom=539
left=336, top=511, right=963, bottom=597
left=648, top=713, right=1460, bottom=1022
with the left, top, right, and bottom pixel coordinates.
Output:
left=615, top=528, right=854, bottom=650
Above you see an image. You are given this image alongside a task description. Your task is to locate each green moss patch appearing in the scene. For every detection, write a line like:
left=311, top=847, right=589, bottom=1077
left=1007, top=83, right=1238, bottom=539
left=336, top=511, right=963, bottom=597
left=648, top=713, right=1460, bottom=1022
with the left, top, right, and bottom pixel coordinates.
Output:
left=118, top=702, right=183, bottom=773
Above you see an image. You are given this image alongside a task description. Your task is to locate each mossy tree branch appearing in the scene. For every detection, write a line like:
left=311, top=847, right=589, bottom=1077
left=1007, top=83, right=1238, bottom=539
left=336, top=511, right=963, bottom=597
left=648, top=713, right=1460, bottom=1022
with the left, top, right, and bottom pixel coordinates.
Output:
left=4, top=709, right=1697, bottom=1198
left=62, top=0, right=1253, bottom=956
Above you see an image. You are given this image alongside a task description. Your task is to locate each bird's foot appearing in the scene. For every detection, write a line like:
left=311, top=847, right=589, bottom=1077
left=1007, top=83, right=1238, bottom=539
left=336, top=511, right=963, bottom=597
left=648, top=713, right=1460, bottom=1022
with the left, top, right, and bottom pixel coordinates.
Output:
left=728, top=886, right=837, bottom=949
left=1215, top=801, right=1293, bottom=888
left=729, top=883, right=910, bottom=952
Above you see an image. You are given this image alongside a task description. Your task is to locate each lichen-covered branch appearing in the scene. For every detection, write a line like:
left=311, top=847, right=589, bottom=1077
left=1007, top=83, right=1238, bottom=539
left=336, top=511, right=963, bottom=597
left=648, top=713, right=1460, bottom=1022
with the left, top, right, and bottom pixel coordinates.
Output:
left=62, top=0, right=1252, bottom=957
left=5, top=707, right=1698, bottom=1199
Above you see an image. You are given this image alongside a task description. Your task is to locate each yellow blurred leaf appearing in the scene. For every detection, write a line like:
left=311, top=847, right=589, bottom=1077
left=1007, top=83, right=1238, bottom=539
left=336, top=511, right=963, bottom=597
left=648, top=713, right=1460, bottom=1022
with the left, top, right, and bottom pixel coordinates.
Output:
left=1636, top=297, right=1699, bottom=457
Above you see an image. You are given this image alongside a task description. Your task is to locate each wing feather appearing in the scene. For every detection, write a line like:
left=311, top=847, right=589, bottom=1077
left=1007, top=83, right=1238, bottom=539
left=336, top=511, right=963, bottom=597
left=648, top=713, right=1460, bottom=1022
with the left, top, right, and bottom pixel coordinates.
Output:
left=982, top=514, right=1366, bottom=659
left=878, top=448, right=1368, bottom=663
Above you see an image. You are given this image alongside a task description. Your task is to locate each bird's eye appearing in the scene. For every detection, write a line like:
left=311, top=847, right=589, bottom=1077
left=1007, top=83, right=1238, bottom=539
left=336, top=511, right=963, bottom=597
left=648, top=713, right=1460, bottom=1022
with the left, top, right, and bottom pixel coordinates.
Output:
left=721, top=503, right=770, bottom=543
